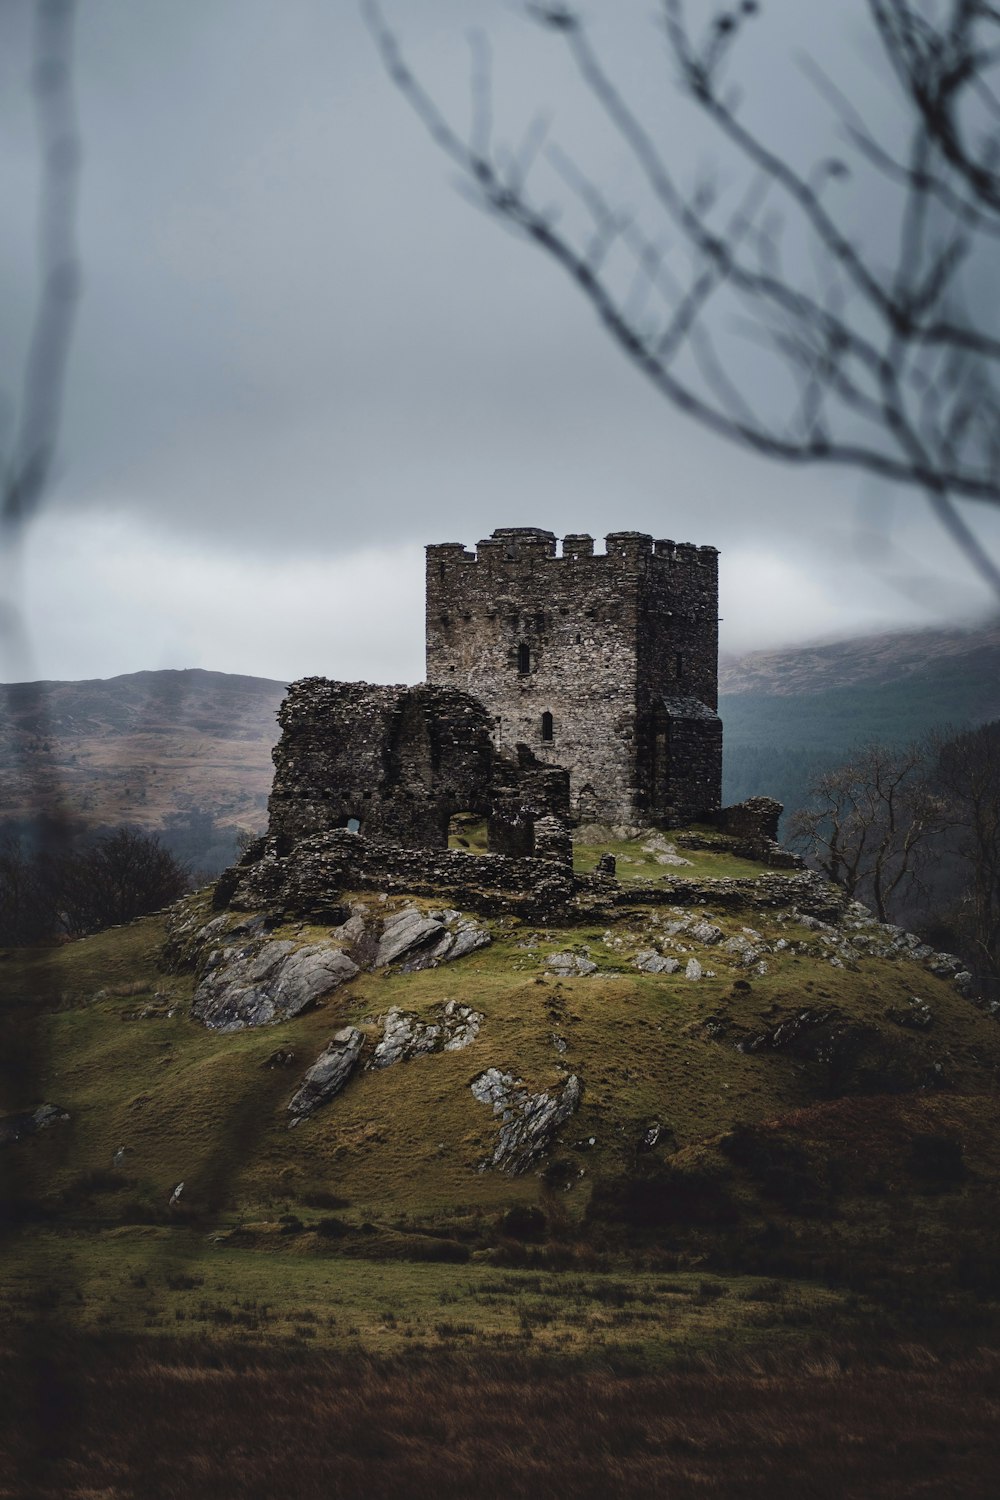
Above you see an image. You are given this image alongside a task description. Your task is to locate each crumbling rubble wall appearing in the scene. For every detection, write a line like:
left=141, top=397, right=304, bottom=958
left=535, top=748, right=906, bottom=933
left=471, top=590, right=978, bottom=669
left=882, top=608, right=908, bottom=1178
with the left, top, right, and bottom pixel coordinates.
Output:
left=266, top=677, right=569, bottom=855
left=217, top=828, right=836, bottom=925
left=222, top=829, right=577, bottom=922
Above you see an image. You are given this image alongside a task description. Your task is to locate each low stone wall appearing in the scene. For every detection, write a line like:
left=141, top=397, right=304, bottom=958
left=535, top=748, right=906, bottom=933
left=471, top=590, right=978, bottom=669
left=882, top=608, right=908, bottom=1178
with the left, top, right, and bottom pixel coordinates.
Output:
left=217, top=828, right=836, bottom=926
left=671, top=797, right=805, bottom=869
left=223, top=830, right=578, bottom=922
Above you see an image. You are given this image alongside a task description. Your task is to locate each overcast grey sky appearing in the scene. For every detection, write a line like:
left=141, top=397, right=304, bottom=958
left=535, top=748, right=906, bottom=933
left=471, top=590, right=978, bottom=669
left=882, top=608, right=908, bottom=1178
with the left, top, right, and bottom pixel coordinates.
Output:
left=2, top=0, right=997, bottom=686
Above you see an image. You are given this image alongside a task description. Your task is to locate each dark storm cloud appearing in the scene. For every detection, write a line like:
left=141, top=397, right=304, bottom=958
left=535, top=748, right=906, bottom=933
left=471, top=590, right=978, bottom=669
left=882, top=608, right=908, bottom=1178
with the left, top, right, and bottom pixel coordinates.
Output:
left=1, top=0, right=995, bottom=681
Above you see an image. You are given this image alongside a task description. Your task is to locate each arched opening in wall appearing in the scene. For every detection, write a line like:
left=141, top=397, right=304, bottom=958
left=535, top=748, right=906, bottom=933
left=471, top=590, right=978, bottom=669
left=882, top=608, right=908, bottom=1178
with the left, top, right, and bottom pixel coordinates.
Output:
left=448, top=811, right=488, bottom=853
left=517, top=643, right=530, bottom=675
left=541, top=711, right=554, bottom=742
left=335, top=815, right=362, bottom=834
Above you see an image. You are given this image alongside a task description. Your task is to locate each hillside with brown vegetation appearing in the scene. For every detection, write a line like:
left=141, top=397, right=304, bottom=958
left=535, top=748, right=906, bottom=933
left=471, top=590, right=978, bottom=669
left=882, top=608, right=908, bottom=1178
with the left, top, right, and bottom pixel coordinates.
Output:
left=0, top=668, right=285, bottom=864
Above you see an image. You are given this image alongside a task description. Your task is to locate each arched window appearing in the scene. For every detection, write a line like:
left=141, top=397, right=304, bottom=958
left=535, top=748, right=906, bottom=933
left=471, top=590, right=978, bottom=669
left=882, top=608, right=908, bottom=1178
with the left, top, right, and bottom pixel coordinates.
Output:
left=541, top=711, right=554, bottom=742
left=517, top=643, right=530, bottom=674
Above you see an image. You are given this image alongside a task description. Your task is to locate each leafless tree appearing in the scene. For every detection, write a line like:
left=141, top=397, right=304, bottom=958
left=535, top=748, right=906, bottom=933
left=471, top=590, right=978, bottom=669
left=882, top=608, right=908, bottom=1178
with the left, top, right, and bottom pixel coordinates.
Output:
left=42, top=826, right=190, bottom=936
left=365, top=0, right=1000, bottom=593
left=935, top=720, right=1000, bottom=975
left=788, top=739, right=945, bottom=921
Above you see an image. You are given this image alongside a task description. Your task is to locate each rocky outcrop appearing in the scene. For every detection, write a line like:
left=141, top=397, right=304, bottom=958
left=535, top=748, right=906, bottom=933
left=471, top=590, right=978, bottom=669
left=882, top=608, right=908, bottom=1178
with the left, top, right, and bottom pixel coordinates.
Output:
left=0, top=1103, right=69, bottom=1146
left=471, top=1068, right=581, bottom=1172
left=373, top=908, right=491, bottom=970
left=375, top=909, right=448, bottom=968
left=545, top=951, right=597, bottom=976
left=171, top=900, right=494, bottom=1031
left=191, top=940, right=358, bottom=1032
left=370, top=1002, right=483, bottom=1069
left=287, top=1028, right=364, bottom=1123
left=634, top=950, right=681, bottom=974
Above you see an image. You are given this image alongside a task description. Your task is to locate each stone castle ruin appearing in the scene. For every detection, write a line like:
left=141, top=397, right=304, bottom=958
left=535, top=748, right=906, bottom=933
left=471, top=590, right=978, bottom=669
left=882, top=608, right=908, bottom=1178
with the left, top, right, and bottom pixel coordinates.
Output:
left=218, top=527, right=787, bottom=918
left=427, top=527, right=722, bottom=827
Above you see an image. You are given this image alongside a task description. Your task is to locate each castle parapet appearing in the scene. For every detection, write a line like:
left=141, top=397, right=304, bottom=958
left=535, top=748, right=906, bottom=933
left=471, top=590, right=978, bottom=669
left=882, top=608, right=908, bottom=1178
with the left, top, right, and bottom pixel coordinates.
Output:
left=605, top=531, right=653, bottom=558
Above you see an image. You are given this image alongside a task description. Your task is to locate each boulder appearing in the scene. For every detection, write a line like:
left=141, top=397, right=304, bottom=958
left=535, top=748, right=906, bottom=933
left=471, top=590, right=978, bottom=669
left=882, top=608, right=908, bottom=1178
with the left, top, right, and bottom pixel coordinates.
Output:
left=369, top=1001, right=483, bottom=1068
left=689, top=921, right=723, bottom=945
left=192, top=940, right=358, bottom=1031
left=471, top=1068, right=582, bottom=1173
left=375, top=908, right=447, bottom=968
left=545, top=951, right=598, bottom=976
left=634, top=950, right=681, bottom=975
left=0, top=1103, right=69, bottom=1146
left=288, top=1028, right=364, bottom=1122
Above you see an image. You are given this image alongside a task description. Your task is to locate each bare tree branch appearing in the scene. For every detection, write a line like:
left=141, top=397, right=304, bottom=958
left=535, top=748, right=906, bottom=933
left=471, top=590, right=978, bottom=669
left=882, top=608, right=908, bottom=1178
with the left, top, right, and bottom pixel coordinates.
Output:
left=364, top=0, right=1000, bottom=593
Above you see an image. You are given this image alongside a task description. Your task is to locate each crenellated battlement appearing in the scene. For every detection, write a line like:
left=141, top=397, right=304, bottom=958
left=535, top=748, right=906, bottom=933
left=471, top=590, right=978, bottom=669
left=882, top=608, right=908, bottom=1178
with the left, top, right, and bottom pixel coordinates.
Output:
left=427, top=528, right=718, bottom=569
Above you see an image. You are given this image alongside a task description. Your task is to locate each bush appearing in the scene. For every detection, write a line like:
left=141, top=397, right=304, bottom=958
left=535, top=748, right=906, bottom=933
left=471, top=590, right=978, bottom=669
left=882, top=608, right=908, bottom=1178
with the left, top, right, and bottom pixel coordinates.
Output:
left=499, top=1206, right=548, bottom=1242
left=908, top=1133, right=966, bottom=1190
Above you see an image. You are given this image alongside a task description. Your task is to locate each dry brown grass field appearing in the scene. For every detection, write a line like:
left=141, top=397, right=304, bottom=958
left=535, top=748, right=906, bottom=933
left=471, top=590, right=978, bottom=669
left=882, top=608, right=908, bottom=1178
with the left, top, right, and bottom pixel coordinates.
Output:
left=2, top=1335, right=1000, bottom=1500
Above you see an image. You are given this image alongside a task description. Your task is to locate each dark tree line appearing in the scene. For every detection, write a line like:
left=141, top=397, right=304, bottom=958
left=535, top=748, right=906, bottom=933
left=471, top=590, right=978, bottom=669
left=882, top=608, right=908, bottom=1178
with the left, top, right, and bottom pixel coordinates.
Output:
left=0, top=826, right=190, bottom=946
left=790, top=720, right=1000, bottom=983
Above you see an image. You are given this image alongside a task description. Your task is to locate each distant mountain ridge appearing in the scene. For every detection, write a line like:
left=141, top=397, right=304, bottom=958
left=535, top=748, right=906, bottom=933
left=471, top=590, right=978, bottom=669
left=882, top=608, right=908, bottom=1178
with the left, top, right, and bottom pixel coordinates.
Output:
left=0, top=668, right=287, bottom=870
left=720, top=617, right=1000, bottom=816
left=2, top=621, right=998, bottom=866
left=720, top=616, right=1000, bottom=698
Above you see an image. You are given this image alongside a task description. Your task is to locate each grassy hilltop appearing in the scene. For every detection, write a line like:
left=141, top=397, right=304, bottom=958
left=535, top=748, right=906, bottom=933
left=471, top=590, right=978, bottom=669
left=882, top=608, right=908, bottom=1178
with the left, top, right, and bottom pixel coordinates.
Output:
left=3, top=831, right=1000, bottom=1495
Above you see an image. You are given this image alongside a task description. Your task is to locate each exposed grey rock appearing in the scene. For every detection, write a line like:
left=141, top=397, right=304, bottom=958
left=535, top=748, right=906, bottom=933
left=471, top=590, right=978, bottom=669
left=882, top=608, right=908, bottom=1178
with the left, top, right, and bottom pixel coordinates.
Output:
left=471, top=1068, right=582, bottom=1173
left=447, top=919, right=492, bottom=962
left=329, top=911, right=368, bottom=947
left=375, top=908, right=491, bottom=971
left=369, top=1001, right=483, bottom=1069
left=685, top=958, right=703, bottom=981
left=0, top=1103, right=69, bottom=1146
left=929, top=951, right=963, bottom=977
left=371, top=1006, right=439, bottom=1067
left=546, top=951, right=598, bottom=976
left=375, top=908, right=447, bottom=967
left=192, top=940, right=358, bottom=1031
left=288, top=1027, right=364, bottom=1122
left=689, top=921, right=723, bottom=945
left=634, top=950, right=681, bottom=974
left=887, top=996, right=934, bottom=1030
left=441, top=999, right=483, bottom=1050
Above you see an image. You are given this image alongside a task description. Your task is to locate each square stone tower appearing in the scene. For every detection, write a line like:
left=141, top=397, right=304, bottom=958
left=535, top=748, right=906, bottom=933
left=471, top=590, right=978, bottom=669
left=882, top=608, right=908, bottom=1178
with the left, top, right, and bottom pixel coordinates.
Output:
left=425, top=527, right=722, bottom=827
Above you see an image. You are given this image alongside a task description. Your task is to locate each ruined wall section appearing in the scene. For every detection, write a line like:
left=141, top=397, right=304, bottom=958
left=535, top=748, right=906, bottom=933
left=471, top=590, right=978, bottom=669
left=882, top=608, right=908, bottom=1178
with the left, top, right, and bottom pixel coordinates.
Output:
left=426, top=528, right=721, bottom=826
left=266, top=677, right=571, bottom=856
left=266, top=679, right=497, bottom=850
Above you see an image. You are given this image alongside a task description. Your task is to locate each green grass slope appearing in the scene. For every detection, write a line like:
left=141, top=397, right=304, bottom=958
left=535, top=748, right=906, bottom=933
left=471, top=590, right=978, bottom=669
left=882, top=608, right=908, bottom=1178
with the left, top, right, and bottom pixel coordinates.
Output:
left=3, top=829, right=999, bottom=1350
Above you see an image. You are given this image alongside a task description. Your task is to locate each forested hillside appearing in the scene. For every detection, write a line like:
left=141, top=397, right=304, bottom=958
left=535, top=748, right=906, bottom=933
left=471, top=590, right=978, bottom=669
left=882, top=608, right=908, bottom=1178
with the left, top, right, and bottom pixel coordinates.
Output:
left=721, top=618, right=1000, bottom=817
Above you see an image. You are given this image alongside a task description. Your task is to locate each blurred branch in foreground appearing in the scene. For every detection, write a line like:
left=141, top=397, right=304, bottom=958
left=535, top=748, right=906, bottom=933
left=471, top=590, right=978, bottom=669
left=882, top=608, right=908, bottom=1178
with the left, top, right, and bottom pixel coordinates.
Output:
left=365, top=0, right=1000, bottom=595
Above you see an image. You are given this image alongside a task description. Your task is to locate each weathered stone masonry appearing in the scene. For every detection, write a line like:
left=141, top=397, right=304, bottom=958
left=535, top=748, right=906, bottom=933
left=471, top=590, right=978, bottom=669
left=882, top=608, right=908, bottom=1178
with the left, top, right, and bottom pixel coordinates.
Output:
left=426, top=527, right=721, bottom=827
left=265, top=678, right=568, bottom=857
